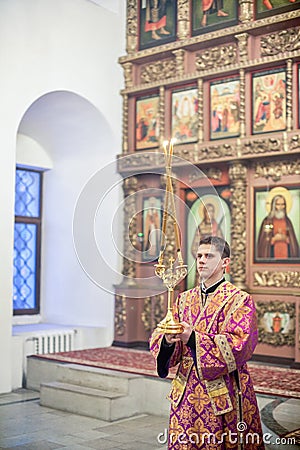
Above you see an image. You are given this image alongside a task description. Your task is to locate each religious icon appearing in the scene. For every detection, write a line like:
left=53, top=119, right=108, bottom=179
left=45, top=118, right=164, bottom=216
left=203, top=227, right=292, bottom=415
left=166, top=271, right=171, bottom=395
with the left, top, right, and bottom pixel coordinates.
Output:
left=187, top=193, right=231, bottom=289
left=135, top=95, right=160, bottom=150
left=252, top=68, right=287, bottom=135
left=210, top=77, right=240, bottom=140
left=191, top=0, right=238, bottom=36
left=256, top=301, right=295, bottom=346
left=142, top=196, right=162, bottom=261
left=255, top=186, right=300, bottom=261
left=262, top=311, right=291, bottom=334
left=256, top=0, right=300, bottom=19
left=171, top=87, right=198, bottom=144
left=139, top=0, right=177, bottom=50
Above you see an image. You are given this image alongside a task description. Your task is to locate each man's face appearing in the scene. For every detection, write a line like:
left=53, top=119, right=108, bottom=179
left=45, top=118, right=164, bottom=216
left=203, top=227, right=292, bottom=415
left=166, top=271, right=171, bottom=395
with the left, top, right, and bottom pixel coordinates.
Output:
left=274, top=197, right=286, bottom=219
left=196, top=243, right=229, bottom=284
left=275, top=198, right=285, bottom=212
left=206, top=205, right=215, bottom=219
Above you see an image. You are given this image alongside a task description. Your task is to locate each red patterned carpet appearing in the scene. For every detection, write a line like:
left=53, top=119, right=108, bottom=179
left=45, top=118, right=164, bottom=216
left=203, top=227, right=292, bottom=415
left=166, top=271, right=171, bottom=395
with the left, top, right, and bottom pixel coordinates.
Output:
left=34, top=346, right=300, bottom=399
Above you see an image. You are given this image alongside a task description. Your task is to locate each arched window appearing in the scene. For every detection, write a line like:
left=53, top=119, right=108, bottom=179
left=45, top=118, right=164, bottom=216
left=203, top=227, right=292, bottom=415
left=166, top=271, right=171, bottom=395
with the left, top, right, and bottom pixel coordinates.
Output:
left=13, top=168, right=42, bottom=315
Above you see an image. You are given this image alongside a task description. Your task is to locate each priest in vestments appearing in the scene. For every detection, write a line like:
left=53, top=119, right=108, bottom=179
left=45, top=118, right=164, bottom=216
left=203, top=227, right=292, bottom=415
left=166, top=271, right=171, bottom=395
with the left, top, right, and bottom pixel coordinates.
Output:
left=150, top=236, right=264, bottom=449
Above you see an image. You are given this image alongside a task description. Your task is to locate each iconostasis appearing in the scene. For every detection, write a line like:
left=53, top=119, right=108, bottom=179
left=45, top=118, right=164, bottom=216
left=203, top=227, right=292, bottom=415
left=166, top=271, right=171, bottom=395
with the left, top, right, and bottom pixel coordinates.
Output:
left=114, top=0, right=300, bottom=365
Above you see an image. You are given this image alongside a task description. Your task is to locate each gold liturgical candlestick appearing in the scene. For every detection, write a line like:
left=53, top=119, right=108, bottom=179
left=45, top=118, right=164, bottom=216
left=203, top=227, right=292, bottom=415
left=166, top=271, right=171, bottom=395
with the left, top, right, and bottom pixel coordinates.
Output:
left=154, top=140, right=188, bottom=334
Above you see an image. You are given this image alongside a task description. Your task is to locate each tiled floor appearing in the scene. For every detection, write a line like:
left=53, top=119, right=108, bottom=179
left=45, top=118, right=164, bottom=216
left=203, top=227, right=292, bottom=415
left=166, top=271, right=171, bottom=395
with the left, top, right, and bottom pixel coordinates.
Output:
left=0, top=389, right=299, bottom=449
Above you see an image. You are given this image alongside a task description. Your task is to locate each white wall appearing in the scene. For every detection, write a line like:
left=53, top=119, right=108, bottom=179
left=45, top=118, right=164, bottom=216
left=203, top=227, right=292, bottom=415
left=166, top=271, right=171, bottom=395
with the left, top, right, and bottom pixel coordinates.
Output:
left=0, top=0, right=126, bottom=393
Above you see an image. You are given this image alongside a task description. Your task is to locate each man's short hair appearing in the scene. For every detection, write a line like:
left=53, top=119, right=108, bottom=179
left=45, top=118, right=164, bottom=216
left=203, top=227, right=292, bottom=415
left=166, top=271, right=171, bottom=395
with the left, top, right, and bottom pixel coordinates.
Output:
left=199, top=235, right=230, bottom=258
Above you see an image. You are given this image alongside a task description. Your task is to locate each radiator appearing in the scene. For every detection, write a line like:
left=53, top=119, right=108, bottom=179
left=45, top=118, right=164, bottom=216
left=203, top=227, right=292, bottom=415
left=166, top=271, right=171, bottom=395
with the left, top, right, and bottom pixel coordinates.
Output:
left=31, top=330, right=76, bottom=354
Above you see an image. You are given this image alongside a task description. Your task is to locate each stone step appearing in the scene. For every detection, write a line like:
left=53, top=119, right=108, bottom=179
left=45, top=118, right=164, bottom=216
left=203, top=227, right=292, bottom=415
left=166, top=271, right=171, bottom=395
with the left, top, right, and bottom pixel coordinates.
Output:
left=40, top=381, right=142, bottom=421
left=26, top=357, right=141, bottom=395
left=27, top=356, right=171, bottom=419
left=56, top=363, right=137, bottom=394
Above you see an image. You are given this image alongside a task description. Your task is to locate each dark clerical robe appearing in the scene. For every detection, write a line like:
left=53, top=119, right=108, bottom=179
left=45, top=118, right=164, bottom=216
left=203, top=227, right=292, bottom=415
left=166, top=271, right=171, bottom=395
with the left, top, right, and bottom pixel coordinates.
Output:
left=257, top=215, right=299, bottom=259
left=150, top=281, right=264, bottom=449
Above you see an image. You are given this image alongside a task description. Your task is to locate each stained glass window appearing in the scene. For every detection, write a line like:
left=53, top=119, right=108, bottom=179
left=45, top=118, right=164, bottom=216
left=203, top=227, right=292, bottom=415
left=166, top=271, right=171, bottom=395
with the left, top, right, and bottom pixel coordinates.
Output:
left=14, top=170, right=41, bottom=217
left=13, top=168, right=42, bottom=314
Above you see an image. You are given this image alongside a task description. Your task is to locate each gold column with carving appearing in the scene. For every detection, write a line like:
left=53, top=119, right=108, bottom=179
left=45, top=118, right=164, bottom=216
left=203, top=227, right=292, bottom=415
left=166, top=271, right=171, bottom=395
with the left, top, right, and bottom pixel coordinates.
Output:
left=122, top=93, right=129, bottom=154
left=235, top=33, right=249, bottom=64
left=122, top=62, right=133, bottom=89
left=239, top=0, right=254, bottom=22
left=198, top=78, right=204, bottom=144
left=228, top=162, right=248, bottom=290
left=159, top=86, right=165, bottom=147
left=177, top=0, right=190, bottom=40
left=172, top=49, right=185, bottom=77
left=239, top=68, right=246, bottom=138
left=122, top=176, right=138, bottom=283
left=115, top=295, right=126, bottom=336
left=286, top=58, right=293, bottom=132
left=126, top=0, right=137, bottom=54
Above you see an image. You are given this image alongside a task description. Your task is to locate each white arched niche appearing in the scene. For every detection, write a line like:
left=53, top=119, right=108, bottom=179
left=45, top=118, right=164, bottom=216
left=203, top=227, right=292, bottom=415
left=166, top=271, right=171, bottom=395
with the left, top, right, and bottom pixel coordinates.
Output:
left=16, top=90, right=122, bottom=346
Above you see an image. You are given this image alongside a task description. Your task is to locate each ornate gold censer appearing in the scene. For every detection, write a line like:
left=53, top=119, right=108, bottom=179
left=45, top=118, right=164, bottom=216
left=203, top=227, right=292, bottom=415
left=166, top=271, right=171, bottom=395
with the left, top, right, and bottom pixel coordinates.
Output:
left=154, top=140, right=188, bottom=334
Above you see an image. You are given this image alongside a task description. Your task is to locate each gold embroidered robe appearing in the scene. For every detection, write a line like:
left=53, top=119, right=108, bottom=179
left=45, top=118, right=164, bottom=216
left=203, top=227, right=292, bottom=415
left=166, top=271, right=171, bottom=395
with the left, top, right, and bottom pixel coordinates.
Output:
left=150, top=281, right=264, bottom=450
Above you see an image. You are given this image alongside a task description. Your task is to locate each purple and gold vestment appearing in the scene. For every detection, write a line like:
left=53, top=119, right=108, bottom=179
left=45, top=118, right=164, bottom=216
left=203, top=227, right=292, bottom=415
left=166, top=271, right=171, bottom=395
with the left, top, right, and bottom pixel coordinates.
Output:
left=150, top=281, right=264, bottom=450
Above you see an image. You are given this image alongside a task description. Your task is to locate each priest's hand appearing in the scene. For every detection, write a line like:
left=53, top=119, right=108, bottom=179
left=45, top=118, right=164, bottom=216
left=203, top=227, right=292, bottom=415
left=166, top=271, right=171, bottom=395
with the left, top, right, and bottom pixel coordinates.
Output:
left=164, top=333, right=181, bottom=345
left=178, top=321, right=193, bottom=344
left=164, top=321, right=192, bottom=345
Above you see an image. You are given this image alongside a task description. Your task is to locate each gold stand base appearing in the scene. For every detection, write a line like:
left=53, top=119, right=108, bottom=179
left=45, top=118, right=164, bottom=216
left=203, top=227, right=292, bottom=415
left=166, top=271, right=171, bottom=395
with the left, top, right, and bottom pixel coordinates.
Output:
left=156, top=310, right=184, bottom=334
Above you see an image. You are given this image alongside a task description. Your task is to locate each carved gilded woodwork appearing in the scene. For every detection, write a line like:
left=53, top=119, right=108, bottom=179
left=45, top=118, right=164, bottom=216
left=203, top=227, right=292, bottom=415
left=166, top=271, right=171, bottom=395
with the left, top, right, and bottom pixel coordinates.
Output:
left=122, top=62, right=133, bottom=89
left=254, top=159, right=300, bottom=182
left=235, top=33, right=249, bottom=64
left=140, top=59, right=176, bottom=84
left=239, top=0, right=254, bottom=22
left=261, top=27, right=300, bottom=56
left=189, top=168, right=223, bottom=183
left=196, top=143, right=235, bottom=160
left=173, top=143, right=235, bottom=162
left=286, top=59, right=293, bottom=132
left=159, top=86, right=165, bottom=147
left=254, top=271, right=300, bottom=288
left=122, top=177, right=138, bottom=282
left=115, top=295, right=127, bottom=336
left=290, top=133, right=300, bottom=151
left=172, top=49, right=185, bottom=77
left=117, top=133, right=300, bottom=173
left=121, top=48, right=300, bottom=95
left=177, top=0, right=189, bottom=40
left=126, top=0, right=137, bottom=54
left=117, top=0, right=300, bottom=351
left=141, top=294, right=166, bottom=332
left=228, top=163, right=247, bottom=289
left=241, top=133, right=300, bottom=155
left=122, top=93, right=129, bottom=154
left=141, top=296, right=152, bottom=332
left=120, top=6, right=300, bottom=68
left=256, top=301, right=295, bottom=346
left=242, top=137, right=281, bottom=155
left=197, top=78, right=203, bottom=143
left=239, top=68, right=246, bottom=138
left=118, top=152, right=165, bottom=172
left=195, top=45, right=237, bottom=71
